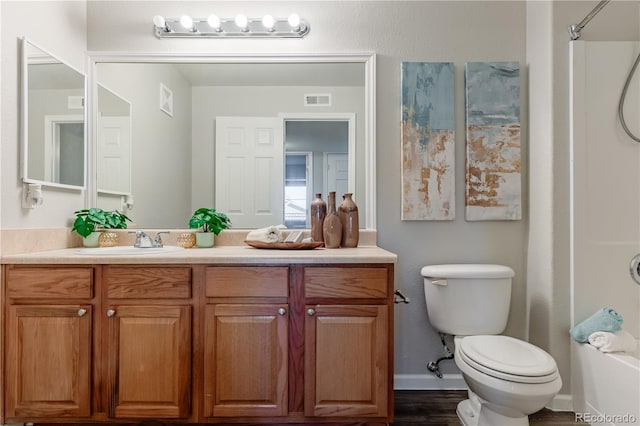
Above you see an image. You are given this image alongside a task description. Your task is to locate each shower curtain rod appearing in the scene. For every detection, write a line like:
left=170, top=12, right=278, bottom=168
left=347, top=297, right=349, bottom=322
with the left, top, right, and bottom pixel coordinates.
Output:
left=568, top=0, right=611, bottom=40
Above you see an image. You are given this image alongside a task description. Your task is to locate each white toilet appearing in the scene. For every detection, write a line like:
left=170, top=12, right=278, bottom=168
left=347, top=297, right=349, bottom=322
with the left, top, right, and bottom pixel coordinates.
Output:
left=420, top=264, right=562, bottom=426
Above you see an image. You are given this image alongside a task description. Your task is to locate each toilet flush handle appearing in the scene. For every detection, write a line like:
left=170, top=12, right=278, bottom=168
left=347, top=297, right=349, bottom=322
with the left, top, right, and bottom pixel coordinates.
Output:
left=431, top=279, right=448, bottom=286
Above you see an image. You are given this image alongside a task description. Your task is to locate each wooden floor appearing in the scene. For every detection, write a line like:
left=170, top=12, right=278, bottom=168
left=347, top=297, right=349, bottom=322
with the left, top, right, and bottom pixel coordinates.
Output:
left=393, top=390, right=584, bottom=425
left=33, top=390, right=584, bottom=426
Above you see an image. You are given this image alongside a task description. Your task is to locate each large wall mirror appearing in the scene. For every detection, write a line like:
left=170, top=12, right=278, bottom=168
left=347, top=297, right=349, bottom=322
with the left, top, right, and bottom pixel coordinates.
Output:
left=90, top=54, right=375, bottom=230
left=21, top=38, right=86, bottom=189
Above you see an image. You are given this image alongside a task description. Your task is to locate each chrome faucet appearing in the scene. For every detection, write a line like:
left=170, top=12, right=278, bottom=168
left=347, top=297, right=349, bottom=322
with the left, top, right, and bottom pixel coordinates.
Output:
left=129, top=231, right=171, bottom=248
left=154, top=231, right=170, bottom=248
left=129, top=231, right=154, bottom=248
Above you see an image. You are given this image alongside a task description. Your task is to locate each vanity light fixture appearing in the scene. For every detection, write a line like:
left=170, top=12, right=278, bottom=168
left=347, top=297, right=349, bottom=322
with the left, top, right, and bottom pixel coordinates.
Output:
left=152, top=13, right=309, bottom=38
left=152, top=15, right=171, bottom=33
left=180, top=15, right=196, bottom=31
left=262, top=14, right=275, bottom=32
left=207, top=14, right=222, bottom=32
left=235, top=14, right=249, bottom=31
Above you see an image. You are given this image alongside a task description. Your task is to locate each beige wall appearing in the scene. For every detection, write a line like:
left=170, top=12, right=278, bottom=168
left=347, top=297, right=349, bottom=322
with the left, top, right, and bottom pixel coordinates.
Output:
left=2, top=0, right=639, bottom=400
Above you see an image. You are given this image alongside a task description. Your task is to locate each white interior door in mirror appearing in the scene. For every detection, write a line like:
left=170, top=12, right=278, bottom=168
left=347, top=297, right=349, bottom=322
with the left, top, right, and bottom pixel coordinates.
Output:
left=216, top=117, right=284, bottom=229
left=97, top=84, right=132, bottom=195
left=43, top=115, right=84, bottom=185
left=97, top=115, right=131, bottom=194
left=325, top=153, right=349, bottom=197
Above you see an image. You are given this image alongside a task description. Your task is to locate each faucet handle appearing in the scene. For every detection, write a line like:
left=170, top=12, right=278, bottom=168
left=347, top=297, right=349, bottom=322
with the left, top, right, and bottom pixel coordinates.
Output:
left=154, top=231, right=170, bottom=248
left=128, top=230, right=152, bottom=248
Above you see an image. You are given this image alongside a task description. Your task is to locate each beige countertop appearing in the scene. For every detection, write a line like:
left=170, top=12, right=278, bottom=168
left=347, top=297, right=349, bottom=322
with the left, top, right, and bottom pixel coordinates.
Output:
left=1, top=244, right=397, bottom=265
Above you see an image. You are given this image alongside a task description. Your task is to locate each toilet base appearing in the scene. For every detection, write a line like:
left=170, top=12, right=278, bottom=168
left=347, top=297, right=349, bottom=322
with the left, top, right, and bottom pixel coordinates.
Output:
left=456, top=398, right=530, bottom=426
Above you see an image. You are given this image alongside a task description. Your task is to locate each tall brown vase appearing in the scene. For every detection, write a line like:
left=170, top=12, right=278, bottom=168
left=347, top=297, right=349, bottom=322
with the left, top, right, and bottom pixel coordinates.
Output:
left=338, top=193, right=359, bottom=248
left=322, top=192, right=342, bottom=249
left=310, top=193, right=326, bottom=244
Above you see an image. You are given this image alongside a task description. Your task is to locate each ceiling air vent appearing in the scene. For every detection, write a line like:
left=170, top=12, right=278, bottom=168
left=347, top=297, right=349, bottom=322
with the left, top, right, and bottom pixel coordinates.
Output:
left=304, top=93, right=331, bottom=107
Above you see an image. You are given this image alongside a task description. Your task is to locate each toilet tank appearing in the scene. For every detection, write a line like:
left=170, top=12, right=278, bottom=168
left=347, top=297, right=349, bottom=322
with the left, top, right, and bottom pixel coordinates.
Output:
left=421, top=264, right=514, bottom=336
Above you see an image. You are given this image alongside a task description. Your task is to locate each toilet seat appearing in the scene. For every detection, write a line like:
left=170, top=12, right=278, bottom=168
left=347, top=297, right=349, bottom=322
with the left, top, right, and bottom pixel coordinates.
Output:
left=458, top=335, right=559, bottom=384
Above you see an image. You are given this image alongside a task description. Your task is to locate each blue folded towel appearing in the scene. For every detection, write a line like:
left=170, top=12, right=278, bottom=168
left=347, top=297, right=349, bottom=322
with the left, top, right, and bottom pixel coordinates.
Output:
left=570, top=307, right=624, bottom=343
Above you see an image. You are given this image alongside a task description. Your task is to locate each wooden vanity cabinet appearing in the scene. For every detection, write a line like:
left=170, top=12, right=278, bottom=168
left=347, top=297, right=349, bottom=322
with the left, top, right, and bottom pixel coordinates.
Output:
left=103, top=266, right=193, bottom=419
left=3, top=266, right=94, bottom=419
left=202, top=264, right=394, bottom=424
left=2, top=261, right=394, bottom=425
left=303, top=266, right=392, bottom=419
left=203, top=266, right=289, bottom=418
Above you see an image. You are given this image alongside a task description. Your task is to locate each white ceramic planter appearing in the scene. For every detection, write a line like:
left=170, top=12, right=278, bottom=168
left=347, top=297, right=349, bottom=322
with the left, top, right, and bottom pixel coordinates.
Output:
left=195, top=232, right=215, bottom=248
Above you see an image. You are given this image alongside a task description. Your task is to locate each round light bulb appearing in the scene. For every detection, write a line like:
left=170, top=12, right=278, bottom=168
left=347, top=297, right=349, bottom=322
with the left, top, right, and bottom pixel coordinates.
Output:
left=180, top=15, right=193, bottom=29
left=207, top=14, right=221, bottom=30
left=235, top=14, right=248, bottom=29
left=262, top=14, right=275, bottom=30
left=288, top=13, right=301, bottom=29
left=153, top=15, right=166, bottom=28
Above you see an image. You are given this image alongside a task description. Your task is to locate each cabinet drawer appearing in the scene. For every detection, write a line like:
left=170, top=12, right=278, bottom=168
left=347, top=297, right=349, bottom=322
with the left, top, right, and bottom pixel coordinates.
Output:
left=304, top=267, right=388, bottom=299
left=206, top=267, right=288, bottom=298
left=106, top=267, right=191, bottom=299
left=6, top=267, right=93, bottom=299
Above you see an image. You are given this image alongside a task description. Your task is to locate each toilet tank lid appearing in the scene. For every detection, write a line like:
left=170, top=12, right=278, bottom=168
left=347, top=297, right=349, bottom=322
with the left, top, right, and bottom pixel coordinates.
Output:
left=421, top=264, right=514, bottom=279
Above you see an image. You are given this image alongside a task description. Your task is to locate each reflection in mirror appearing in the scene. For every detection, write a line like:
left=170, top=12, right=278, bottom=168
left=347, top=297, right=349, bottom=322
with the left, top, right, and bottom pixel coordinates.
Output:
left=97, top=84, right=132, bottom=195
left=93, top=57, right=372, bottom=229
left=284, top=120, right=349, bottom=229
left=21, top=38, right=86, bottom=189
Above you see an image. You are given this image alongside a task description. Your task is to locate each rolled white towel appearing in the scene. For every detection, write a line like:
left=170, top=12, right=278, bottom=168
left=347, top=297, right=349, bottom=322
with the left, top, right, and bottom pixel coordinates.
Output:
left=245, top=225, right=285, bottom=243
left=588, top=330, right=637, bottom=353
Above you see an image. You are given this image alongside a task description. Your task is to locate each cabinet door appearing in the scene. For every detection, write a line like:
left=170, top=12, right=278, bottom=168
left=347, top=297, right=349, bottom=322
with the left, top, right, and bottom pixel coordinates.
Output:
left=5, top=304, right=92, bottom=418
left=204, top=304, right=288, bottom=417
left=305, top=305, right=388, bottom=417
left=107, top=305, right=191, bottom=418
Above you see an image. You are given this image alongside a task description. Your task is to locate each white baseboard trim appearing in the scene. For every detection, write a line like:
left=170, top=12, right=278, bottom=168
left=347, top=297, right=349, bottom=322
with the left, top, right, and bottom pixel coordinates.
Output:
left=546, top=394, right=573, bottom=412
left=394, top=373, right=467, bottom=390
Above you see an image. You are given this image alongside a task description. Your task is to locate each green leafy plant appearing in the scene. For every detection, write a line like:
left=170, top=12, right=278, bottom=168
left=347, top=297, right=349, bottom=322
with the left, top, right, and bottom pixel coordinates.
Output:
left=189, top=207, right=231, bottom=235
left=72, top=208, right=132, bottom=238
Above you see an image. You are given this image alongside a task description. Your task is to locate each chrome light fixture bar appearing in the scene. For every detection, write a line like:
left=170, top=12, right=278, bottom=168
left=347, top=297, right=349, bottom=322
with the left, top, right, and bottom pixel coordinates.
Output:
left=153, top=13, right=310, bottom=38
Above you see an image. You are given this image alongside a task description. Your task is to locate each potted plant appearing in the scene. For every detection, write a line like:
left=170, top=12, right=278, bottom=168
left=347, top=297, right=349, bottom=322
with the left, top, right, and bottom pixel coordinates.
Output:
left=189, top=207, right=231, bottom=248
left=72, top=208, right=132, bottom=247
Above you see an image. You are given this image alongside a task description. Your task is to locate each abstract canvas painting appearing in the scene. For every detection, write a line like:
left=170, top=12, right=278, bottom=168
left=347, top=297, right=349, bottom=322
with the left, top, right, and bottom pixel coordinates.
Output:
left=401, top=62, right=455, bottom=221
left=465, top=62, right=521, bottom=221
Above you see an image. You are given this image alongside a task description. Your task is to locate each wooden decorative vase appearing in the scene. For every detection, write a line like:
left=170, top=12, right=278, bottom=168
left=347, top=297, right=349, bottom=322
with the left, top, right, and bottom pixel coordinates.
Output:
left=310, top=193, right=327, bottom=244
left=338, top=193, right=359, bottom=248
left=322, top=192, right=342, bottom=249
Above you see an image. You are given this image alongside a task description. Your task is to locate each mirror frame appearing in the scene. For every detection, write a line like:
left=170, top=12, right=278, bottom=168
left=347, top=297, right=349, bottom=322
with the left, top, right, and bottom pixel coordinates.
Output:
left=21, top=37, right=87, bottom=190
left=87, top=52, right=377, bottom=229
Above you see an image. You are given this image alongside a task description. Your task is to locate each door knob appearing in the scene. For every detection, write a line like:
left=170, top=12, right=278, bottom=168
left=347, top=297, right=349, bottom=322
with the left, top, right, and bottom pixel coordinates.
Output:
left=278, top=308, right=287, bottom=316
left=106, top=309, right=116, bottom=317
left=307, top=308, right=315, bottom=316
left=77, top=308, right=87, bottom=317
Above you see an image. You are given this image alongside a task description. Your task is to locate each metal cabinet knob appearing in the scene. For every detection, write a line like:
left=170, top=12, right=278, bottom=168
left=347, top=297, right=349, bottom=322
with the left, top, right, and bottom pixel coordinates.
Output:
left=278, top=308, right=286, bottom=316
left=307, top=308, right=315, bottom=316
left=106, top=309, right=116, bottom=317
left=77, top=308, right=87, bottom=317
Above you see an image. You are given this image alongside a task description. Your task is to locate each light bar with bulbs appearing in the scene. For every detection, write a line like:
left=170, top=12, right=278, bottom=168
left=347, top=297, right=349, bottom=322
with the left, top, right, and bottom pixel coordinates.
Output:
left=152, top=13, right=309, bottom=38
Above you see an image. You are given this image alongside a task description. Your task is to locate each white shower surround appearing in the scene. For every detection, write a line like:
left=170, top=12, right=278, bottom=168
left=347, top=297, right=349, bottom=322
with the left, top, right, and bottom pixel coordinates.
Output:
left=570, top=40, right=640, bottom=424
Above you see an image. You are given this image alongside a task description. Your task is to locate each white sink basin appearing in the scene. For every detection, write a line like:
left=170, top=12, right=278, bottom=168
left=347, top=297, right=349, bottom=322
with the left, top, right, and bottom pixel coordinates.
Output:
left=74, top=245, right=184, bottom=255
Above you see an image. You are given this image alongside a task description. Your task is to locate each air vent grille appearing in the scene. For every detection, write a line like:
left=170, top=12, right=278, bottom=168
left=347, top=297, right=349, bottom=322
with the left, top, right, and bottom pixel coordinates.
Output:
left=304, top=93, right=331, bottom=107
